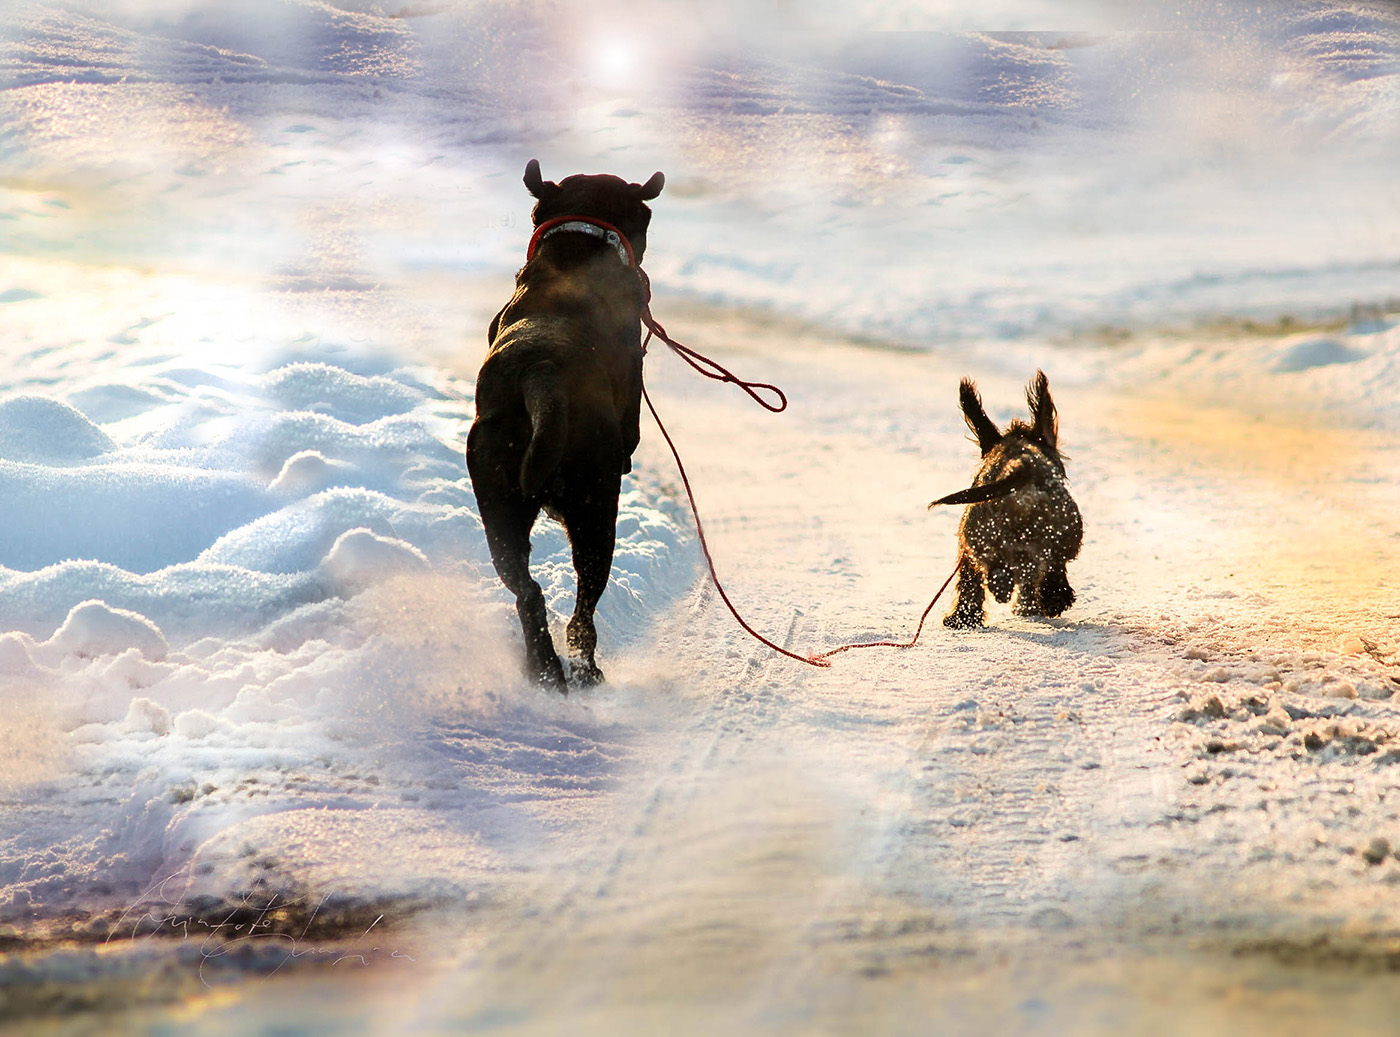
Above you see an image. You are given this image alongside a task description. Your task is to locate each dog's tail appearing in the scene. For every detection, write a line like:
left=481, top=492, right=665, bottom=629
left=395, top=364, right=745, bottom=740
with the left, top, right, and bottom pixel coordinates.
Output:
left=928, top=466, right=1033, bottom=508
left=519, top=361, right=568, bottom=498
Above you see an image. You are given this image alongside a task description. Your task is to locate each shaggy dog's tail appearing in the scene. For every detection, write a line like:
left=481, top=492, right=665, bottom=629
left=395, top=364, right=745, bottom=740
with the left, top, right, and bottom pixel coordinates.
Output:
left=928, top=465, right=1033, bottom=508
left=519, top=361, right=568, bottom=498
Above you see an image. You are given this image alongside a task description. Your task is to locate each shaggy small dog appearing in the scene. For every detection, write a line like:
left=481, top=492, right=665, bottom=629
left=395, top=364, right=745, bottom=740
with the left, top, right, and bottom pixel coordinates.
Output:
left=930, top=370, right=1082, bottom=628
left=467, top=159, right=664, bottom=690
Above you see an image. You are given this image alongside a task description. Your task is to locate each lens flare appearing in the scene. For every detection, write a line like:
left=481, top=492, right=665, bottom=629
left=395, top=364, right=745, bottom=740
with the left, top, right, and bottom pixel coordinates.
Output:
left=588, top=35, right=644, bottom=92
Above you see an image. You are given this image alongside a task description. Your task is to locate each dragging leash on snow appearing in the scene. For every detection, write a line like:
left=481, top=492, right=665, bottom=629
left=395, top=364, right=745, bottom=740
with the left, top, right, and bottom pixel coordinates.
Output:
left=641, top=382, right=826, bottom=667
left=644, top=376, right=960, bottom=668
left=807, top=563, right=959, bottom=662
left=530, top=214, right=953, bottom=666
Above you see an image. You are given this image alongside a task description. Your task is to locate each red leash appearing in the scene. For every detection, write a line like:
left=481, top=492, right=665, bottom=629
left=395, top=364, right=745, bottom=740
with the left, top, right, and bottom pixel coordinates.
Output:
left=636, top=268, right=788, bottom=413
left=528, top=214, right=956, bottom=666
left=808, top=565, right=958, bottom=662
left=643, top=378, right=958, bottom=667
left=640, top=381, right=826, bottom=666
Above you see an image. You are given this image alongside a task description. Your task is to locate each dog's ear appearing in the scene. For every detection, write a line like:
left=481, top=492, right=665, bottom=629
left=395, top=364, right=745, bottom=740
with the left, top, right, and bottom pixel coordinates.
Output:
left=959, top=378, right=1001, bottom=455
left=523, top=159, right=556, bottom=200
left=635, top=171, right=665, bottom=200
left=1027, top=369, right=1058, bottom=450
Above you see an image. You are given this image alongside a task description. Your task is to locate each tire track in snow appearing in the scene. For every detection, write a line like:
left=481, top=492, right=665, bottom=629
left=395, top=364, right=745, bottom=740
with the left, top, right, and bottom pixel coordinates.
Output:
left=428, top=568, right=837, bottom=1027
left=553, top=310, right=1400, bottom=1011
left=403, top=309, right=1400, bottom=1037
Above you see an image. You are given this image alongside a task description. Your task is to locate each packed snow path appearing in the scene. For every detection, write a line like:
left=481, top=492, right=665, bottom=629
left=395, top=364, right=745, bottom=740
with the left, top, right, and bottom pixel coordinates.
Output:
left=156, top=308, right=1400, bottom=1033
left=4, top=302, right=1400, bottom=1031
left=394, top=310, right=1400, bottom=1033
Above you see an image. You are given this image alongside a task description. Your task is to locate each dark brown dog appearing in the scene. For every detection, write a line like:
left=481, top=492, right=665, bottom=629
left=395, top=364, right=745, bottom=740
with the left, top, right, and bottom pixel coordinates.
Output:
left=467, top=159, right=664, bottom=690
left=930, top=370, right=1082, bottom=628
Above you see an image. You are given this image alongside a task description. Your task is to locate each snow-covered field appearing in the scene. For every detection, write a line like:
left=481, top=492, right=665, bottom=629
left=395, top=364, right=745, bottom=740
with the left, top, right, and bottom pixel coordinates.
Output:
left=2, top=0, right=1399, bottom=1032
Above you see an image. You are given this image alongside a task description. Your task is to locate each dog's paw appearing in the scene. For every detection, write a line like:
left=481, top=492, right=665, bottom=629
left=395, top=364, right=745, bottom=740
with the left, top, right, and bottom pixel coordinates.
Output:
left=528, top=653, right=569, bottom=693
left=987, top=568, right=1015, bottom=604
left=569, top=659, right=606, bottom=688
left=1038, top=572, right=1075, bottom=617
left=943, top=610, right=984, bottom=630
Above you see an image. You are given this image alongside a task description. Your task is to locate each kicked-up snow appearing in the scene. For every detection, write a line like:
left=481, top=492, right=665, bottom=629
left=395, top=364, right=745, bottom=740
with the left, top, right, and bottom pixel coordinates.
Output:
left=1, top=0, right=1399, bottom=1031
left=0, top=280, right=696, bottom=952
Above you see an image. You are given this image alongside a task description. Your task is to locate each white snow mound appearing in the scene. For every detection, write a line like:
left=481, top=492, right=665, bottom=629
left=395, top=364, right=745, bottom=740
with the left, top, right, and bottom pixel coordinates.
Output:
left=41, top=600, right=169, bottom=662
left=121, top=696, right=171, bottom=737
left=322, top=527, right=431, bottom=591
left=0, top=395, right=115, bottom=464
left=269, top=449, right=358, bottom=495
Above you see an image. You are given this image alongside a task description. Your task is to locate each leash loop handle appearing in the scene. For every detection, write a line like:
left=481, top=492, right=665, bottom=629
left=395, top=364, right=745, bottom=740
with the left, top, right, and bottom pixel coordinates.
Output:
left=642, top=320, right=788, bottom=413
left=529, top=219, right=786, bottom=412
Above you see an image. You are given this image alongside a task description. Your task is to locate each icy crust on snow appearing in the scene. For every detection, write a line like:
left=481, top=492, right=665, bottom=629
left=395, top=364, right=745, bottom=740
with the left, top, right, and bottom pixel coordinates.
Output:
left=0, top=324, right=696, bottom=921
left=4, top=2, right=1397, bottom=357
left=984, top=315, right=1400, bottom=431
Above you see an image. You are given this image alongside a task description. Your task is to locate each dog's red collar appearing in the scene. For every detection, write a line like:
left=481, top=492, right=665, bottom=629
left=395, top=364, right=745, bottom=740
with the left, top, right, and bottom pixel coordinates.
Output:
left=527, top=216, right=636, bottom=267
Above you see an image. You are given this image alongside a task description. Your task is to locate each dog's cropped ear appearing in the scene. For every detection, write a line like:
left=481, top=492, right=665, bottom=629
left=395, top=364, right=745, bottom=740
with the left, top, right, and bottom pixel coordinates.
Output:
left=523, top=159, right=557, bottom=200
left=635, top=171, right=665, bottom=200
left=1027, top=369, right=1058, bottom=450
left=959, top=378, right=1001, bottom=455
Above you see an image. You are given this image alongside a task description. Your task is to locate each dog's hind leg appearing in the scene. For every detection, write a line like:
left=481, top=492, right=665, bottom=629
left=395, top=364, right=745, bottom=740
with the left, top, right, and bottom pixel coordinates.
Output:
left=1011, top=558, right=1048, bottom=615
left=944, top=553, right=986, bottom=629
left=470, top=417, right=567, bottom=689
left=485, top=500, right=567, bottom=690
left=559, top=473, right=621, bottom=687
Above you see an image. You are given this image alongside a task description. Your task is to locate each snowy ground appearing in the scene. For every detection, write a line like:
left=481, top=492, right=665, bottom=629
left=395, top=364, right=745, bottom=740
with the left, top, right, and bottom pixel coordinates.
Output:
left=2, top=0, right=1400, bottom=1033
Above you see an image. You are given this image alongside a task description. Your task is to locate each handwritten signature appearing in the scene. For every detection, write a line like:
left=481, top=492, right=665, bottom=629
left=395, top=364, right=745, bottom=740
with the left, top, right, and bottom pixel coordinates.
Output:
left=104, top=874, right=417, bottom=987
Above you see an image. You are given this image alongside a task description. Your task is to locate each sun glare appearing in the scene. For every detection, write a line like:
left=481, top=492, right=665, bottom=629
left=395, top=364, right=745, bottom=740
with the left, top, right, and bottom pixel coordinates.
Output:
left=590, top=36, right=642, bottom=91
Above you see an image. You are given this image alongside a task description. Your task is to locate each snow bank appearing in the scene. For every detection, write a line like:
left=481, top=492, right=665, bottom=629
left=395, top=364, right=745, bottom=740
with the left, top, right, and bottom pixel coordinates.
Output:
left=1000, top=316, right=1400, bottom=430
left=0, top=287, right=697, bottom=923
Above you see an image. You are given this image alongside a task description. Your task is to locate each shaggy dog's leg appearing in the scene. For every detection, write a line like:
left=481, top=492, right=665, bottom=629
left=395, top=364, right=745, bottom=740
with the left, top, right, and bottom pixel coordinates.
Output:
left=1038, top=565, right=1075, bottom=617
left=987, top=564, right=1016, bottom=604
left=1011, top=560, right=1045, bottom=615
left=944, top=554, right=986, bottom=629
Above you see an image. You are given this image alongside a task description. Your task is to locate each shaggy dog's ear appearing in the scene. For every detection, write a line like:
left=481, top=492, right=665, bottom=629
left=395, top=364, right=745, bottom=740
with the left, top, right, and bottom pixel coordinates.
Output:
left=523, top=159, right=557, bottom=200
left=1027, top=369, right=1058, bottom=450
left=635, top=171, right=665, bottom=200
left=960, top=378, right=1001, bottom=455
